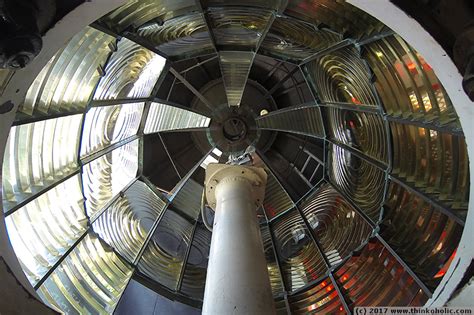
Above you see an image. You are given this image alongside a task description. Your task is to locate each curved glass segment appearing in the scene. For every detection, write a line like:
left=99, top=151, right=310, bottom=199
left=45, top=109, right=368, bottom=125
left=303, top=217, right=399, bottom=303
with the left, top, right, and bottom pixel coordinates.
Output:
left=2, top=115, right=82, bottom=211
left=137, top=209, right=194, bottom=290
left=137, top=13, right=214, bottom=60
left=20, top=27, right=115, bottom=117
left=82, top=140, right=139, bottom=218
left=300, top=184, right=373, bottom=268
left=334, top=239, right=429, bottom=308
left=93, top=38, right=166, bottom=100
left=37, top=232, right=133, bottom=314
left=271, top=209, right=327, bottom=292
left=179, top=223, right=211, bottom=300
left=93, top=180, right=167, bottom=263
left=5, top=175, right=87, bottom=286
left=306, top=46, right=380, bottom=106
left=329, top=144, right=386, bottom=222
left=81, top=102, right=144, bottom=158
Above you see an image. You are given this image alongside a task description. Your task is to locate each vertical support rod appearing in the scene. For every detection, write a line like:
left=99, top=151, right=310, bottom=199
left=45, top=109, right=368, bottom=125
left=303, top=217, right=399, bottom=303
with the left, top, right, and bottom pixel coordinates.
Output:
left=203, top=164, right=275, bottom=315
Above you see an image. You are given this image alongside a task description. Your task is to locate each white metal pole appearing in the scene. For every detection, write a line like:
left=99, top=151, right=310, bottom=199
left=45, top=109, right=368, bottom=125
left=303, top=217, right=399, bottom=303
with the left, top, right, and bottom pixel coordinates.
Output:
left=202, top=165, right=275, bottom=315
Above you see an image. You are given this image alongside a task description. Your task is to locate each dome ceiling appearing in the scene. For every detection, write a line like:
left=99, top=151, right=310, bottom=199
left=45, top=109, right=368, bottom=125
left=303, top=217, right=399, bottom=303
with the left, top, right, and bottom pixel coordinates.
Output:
left=0, top=0, right=470, bottom=314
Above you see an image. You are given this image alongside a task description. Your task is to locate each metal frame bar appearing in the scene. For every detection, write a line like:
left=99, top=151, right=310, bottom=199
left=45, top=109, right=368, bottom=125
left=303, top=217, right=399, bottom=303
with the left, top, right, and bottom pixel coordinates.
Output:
left=325, top=180, right=433, bottom=298
left=91, top=22, right=170, bottom=61
left=96, top=232, right=133, bottom=267
left=258, top=150, right=350, bottom=310
left=33, top=175, right=140, bottom=290
left=170, top=147, right=215, bottom=202
left=325, top=180, right=376, bottom=228
left=79, top=135, right=140, bottom=166
left=329, top=272, right=352, bottom=314
left=299, top=38, right=355, bottom=66
left=263, top=66, right=300, bottom=98
left=318, top=101, right=383, bottom=114
left=169, top=67, right=214, bottom=112
left=258, top=152, right=298, bottom=295
left=388, top=175, right=465, bottom=226
left=12, top=110, right=85, bottom=126
left=111, top=269, right=136, bottom=315
left=258, top=127, right=325, bottom=140
left=133, top=271, right=203, bottom=309
left=132, top=148, right=214, bottom=266
left=88, top=177, right=140, bottom=223
left=326, top=139, right=388, bottom=172
left=177, top=218, right=200, bottom=291
left=9, top=25, right=108, bottom=127
left=4, top=169, right=80, bottom=217
left=282, top=293, right=292, bottom=315
left=90, top=98, right=149, bottom=107
left=262, top=60, right=284, bottom=85
left=33, top=227, right=90, bottom=290
left=385, top=115, right=464, bottom=136
left=261, top=207, right=288, bottom=294
left=255, top=12, right=276, bottom=53
left=293, top=203, right=352, bottom=313
left=179, top=55, right=218, bottom=74
left=375, top=234, right=433, bottom=297
left=158, top=133, right=183, bottom=179
left=294, top=179, right=326, bottom=208
left=355, top=30, right=395, bottom=47
left=151, top=97, right=211, bottom=117
left=132, top=197, right=170, bottom=266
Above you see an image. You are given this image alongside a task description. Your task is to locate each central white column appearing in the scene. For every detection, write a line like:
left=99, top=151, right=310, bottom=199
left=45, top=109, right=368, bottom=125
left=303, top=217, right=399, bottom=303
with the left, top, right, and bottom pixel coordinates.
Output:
left=202, top=164, right=275, bottom=315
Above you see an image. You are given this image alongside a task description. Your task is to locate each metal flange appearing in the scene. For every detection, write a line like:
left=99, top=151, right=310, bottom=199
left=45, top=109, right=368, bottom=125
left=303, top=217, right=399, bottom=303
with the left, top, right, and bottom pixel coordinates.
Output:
left=204, top=164, right=268, bottom=210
